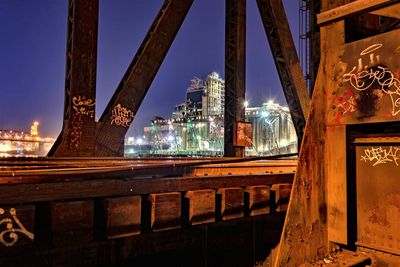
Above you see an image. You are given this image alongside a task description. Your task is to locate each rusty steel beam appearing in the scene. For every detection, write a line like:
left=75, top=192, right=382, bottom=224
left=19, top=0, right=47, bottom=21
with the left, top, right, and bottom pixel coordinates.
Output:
left=94, top=0, right=194, bottom=156
left=224, top=0, right=246, bottom=157
left=318, top=0, right=400, bottom=24
left=256, top=0, right=310, bottom=144
left=48, top=0, right=99, bottom=157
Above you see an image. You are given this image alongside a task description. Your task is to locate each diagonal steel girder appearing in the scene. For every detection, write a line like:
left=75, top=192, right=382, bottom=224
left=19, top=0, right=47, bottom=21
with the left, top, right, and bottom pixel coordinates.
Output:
left=95, top=0, right=194, bottom=156
left=256, top=0, right=310, bottom=143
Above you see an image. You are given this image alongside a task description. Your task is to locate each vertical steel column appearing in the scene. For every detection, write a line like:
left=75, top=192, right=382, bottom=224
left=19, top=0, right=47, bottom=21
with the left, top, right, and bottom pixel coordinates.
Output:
left=94, top=0, right=194, bottom=156
left=48, top=0, right=98, bottom=157
left=224, top=0, right=246, bottom=157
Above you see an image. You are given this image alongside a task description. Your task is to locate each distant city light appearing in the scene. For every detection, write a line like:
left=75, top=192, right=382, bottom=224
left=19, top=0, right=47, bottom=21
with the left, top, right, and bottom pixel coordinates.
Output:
left=0, top=121, right=55, bottom=157
left=244, top=100, right=249, bottom=108
left=261, top=110, right=269, bottom=118
left=137, top=138, right=143, bottom=145
left=267, top=99, right=275, bottom=106
left=167, top=135, right=174, bottom=142
left=0, top=143, right=12, bottom=152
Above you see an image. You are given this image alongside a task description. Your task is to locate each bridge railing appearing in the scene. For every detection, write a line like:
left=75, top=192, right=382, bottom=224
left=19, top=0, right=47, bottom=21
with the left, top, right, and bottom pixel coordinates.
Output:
left=0, top=158, right=295, bottom=266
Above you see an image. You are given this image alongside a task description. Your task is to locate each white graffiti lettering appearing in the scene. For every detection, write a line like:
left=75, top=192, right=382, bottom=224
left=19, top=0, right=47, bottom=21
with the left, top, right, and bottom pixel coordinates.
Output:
left=72, top=96, right=95, bottom=118
left=0, top=208, right=34, bottom=247
left=361, top=146, right=400, bottom=167
left=111, top=104, right=134, bottom=127
left=343, top=44, right=400, bottom=116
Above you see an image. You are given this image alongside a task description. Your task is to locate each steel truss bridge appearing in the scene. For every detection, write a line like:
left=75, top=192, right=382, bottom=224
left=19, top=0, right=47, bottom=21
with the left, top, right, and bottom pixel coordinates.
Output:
left=1, top=0, right=400, bottom=266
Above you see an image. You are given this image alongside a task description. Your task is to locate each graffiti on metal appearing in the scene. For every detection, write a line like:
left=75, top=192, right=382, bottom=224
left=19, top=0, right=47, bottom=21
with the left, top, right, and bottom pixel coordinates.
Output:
left=343, top=43, right=400, bottom=117
left=68, top=96, right=95, bottom=150
left=111, top=104, right=134, bottom=127
left=329, top=29, right=400, bottom=124
left=361, top=146, right=400, bottom=167
left=332, top=88, right=358, bottom=122
left=69, top=112, right=83, bottom=150
left=0, top=208, right=34, bottom=247
left=72, top=96, right=95, bottom=118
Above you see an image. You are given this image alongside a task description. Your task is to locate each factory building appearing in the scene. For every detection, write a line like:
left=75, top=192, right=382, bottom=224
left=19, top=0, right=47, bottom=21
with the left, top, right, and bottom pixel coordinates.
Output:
left=126, top=73, right=297, bottom=156
left=0, top=122, right=55, bottom=157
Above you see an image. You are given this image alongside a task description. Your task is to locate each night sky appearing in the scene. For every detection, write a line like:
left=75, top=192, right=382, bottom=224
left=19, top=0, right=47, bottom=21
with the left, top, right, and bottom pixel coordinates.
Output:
left=0, top=0, right=299, bottom=138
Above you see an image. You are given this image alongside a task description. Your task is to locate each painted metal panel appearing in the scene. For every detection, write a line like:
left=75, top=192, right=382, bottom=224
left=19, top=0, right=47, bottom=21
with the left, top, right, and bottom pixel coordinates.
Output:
left=356, top=144, right=400, bottom=255
left=328, top=28, right=400, bottom=125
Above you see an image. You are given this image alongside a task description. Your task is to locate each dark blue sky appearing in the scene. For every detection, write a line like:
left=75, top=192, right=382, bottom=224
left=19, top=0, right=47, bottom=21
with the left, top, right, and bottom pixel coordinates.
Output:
left=0, top=0, right=299, bottom=137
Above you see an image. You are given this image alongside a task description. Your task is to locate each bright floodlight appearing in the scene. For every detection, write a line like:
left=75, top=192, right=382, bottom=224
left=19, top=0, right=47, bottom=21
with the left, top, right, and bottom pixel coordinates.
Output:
left=137, top=138, right=143, bottom=145
left=261, top=110, right=269, bottom=118
left=244, top=100, right=249, bottom=108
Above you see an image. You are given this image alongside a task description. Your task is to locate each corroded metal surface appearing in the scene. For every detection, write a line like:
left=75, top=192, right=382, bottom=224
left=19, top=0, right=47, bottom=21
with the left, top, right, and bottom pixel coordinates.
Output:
left=0, top=157, right=297, bottom=183
left=356, top=144, right=400, bottom=255
left=224, top=0, right=246, bottom=157
left=328, top=28, right=400, bottom=125
left=49, top=0, right=99, bottom=157
left=0, top=155, right=295, bottom=265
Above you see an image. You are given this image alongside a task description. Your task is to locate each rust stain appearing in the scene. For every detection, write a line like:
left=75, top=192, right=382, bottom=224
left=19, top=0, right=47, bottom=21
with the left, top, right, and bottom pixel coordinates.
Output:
left=368, top=208, right=391, bottom=228
left=386, top=193, right=400, bottom=212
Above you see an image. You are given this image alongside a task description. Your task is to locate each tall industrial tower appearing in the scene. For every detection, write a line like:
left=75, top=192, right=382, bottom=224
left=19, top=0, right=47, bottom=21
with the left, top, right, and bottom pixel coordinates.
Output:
left=202, top=72, right=225, bottom=116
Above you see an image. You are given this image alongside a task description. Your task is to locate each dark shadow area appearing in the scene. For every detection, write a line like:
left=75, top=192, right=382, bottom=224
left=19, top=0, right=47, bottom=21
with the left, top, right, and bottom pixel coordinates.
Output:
left=0, top=213, right=285, bottom=267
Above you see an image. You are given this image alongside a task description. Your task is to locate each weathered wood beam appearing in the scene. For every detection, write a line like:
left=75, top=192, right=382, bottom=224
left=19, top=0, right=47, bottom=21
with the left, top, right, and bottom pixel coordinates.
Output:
left=51, top=200, right=94, bottom=246
left=256, top=0, right=310, bottom=144
left=0, top=173, right=294, bottom=204
left=185, top=189, right=216, bottom=225
left=224, top=0, right=246, bottom=157
left=48, top=0, right=99, bottom=157
left=370, top=3, right=400, bottom=19
left=217, top=187, right=244, bottom=220
left=318, top=0, right=400, bottom=25
left=244, top=185, right=270, bottom=216
left=270, top=183, right=291, bottom=212
left=95, top=0, right=194, bottom=156
left=103, top=196, right=141, bottom=238
left=149, top=192, right=182, bottom=232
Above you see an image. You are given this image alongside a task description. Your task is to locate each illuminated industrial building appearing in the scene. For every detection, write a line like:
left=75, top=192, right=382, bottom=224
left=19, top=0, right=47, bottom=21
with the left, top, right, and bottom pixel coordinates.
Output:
left=125, top=73, right=297, bottom=156
left=0, top=122, right=55, bottom=157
